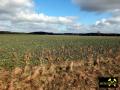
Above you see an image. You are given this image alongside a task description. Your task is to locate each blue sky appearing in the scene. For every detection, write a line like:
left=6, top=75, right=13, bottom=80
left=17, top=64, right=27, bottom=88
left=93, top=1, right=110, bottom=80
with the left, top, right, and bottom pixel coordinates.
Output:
left=34, top=0, right=111, bottom=25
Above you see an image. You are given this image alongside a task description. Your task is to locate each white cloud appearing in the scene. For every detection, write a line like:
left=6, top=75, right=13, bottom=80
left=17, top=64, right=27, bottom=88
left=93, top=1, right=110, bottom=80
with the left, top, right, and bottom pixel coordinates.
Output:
left=0, top=0, right=81, bottom=33
left=72, top=0, right=120, bottom=33
left=13, top=12, right=74, bottom=24
left=0, top=0, right=120, bottom=33
left=95, top=18, right=110, bottom=26
left=93, top=14, right=120, bottom=33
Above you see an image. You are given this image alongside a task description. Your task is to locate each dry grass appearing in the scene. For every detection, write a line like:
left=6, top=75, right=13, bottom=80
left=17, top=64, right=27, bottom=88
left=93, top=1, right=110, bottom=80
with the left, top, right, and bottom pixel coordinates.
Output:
left=0, top=53, right=120, bottom=90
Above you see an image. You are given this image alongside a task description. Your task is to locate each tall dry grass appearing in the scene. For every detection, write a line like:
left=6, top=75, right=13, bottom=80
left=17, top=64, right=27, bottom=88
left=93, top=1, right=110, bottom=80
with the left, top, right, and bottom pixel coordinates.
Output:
left=0, top=52, right=120, bottom=90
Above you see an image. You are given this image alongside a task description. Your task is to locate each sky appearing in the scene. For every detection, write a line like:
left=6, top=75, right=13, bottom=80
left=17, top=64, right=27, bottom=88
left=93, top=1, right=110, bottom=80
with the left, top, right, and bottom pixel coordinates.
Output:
left=0, top=0, right=120, bottom=33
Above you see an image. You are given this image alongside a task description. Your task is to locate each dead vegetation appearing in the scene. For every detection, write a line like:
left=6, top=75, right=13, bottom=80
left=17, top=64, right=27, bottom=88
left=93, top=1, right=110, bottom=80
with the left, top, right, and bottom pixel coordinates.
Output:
left=0, top=53, right=120, bottom=90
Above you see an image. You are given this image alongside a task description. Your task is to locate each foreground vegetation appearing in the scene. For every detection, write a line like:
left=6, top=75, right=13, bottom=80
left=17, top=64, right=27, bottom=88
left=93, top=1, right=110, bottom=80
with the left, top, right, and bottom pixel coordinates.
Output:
left=0, top=35, right=120, bottom=90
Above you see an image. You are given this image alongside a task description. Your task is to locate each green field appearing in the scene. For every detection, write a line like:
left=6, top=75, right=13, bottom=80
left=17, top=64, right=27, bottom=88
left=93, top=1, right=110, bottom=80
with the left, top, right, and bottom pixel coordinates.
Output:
left=0, top=35, right=120, bottom=90
left=0, top=35, right=120, bottom=69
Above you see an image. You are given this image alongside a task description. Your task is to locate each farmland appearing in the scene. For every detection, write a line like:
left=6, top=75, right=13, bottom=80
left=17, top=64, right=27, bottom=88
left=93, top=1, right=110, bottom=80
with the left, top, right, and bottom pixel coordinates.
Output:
left=0, top=35, right=120, bottom=90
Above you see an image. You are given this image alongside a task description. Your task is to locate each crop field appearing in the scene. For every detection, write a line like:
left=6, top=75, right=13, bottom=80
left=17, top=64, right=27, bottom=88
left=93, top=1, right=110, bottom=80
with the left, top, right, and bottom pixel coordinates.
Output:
left=0, top=35, right=120, bottom=90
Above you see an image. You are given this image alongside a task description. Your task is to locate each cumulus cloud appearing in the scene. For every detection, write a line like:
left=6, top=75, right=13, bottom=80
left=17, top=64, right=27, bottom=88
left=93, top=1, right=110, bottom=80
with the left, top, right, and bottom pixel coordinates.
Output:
left=73, top=0, right=120, bottom=12
left=0, top=0, right=80, bottom=32
left=0, top=0, right=120, bottom=33
left=93, top=15, right=120, bottom=33
left=0, top=0, right=33, bottom=15
left=13, top=12, right=74, bottom=24
left=72, top=0, right=120, bottom=33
